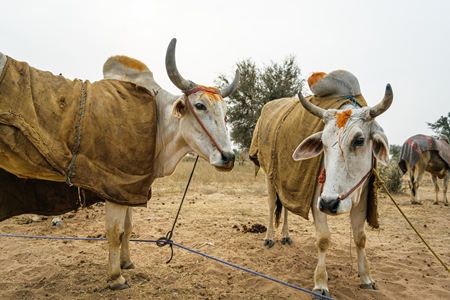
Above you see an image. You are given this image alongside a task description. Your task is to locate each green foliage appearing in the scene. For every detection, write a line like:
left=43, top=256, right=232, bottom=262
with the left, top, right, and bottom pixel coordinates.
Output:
left=389, top=144, right=401, bottom=162
left=427, top=112, right=450, bottom=139
left=376, top=144, right=404, bottom=194
left=216, top=56, right=305, bottom=149
left=378, top=162, right=405, bottom=194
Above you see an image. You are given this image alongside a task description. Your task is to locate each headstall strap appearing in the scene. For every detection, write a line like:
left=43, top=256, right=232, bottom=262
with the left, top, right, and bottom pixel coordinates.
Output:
left=184, top=87, right=224, bottom=155
left=319, top=157, right=374, bottom=201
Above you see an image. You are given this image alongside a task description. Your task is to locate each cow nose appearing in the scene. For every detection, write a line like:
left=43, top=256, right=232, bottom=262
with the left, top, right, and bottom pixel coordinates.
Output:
left=318, top=198, right=340, bottom=214
left=221, top=151, right=235, bottom=164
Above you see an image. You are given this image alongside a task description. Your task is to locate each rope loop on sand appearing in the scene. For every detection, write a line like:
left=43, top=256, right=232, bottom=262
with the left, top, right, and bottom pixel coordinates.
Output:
left=0, top=233, right=333, bottom=299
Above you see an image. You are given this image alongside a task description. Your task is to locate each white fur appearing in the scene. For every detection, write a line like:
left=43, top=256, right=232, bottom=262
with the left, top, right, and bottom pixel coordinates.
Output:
left=310, top=70, right=361, bottom=97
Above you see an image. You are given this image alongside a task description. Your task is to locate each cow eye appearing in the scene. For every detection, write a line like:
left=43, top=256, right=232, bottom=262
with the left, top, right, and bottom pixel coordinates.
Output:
left=353, top=136, right=365, bottom=147
left=194, top=103, right=207, bottom=110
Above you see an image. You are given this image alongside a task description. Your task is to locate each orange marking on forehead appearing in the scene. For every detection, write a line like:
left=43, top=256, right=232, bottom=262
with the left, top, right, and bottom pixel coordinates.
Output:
left=197, top=85, right=223, bottom=102
left=308, top=72, right=326, bottom=89
left=117, top=56, right=149, bottom=71
left=335, top=110, right=352, bottom=128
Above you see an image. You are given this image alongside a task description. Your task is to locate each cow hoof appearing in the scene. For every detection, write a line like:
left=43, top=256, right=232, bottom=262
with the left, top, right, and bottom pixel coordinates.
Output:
left=445, top=203, right=449, bottom=206
left=109, top=279, right=130, bottom=290
left=411, top=201, right=422, bottom=205
left=110, top=281, right=130, bottom=290
left=360, top=282, right=378, bottom=290
left=264, top=239, right=274, bottom=248
left=312, top=288, right=330, bottom=299
left=121, top=262, right=135, bottom=270
left=433, top=202, right=439, bottom=205
left=281, top=237, right=292, bottom=245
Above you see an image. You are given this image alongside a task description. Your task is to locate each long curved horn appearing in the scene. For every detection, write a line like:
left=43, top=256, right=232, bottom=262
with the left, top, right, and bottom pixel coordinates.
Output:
left=369, top=84, right=393, bottom=118
left=220, top=69, right=240, bottom=98
left=298, top=92, right=325, bottom=118
left=165, top=38, right=192, bottom=92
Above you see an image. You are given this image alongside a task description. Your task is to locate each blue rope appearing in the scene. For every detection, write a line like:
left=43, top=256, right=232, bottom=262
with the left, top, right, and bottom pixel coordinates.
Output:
left=0, top=233, right=333, bottom=299
left=337, top=95, right=357, bottom=107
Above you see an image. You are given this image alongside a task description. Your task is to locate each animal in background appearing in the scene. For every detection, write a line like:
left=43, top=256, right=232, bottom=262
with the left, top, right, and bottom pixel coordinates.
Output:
left=398, top=134, right=449, bottom=205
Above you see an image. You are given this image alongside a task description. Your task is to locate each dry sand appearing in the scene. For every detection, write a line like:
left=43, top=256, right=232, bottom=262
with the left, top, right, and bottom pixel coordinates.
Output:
left=0, top=160, right=449, bottom=299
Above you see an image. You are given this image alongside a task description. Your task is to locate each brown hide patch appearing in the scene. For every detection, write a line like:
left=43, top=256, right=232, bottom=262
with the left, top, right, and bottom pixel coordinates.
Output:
left=307, top=72, right=326, bottom=89
left=197, top=85, right=223, bottom=102
left=334, top=109, right=352, bottom=128
left=116, top=56, right=149, bottom=71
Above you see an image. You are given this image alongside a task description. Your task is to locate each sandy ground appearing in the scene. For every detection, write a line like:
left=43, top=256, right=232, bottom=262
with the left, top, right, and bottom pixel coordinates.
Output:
left=0, top=160, right=449, bottom=300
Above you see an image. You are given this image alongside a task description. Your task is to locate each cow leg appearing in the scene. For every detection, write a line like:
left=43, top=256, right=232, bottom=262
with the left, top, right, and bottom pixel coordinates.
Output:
left=264, top=176, right=276, bottom=248
left=280, top=207, right=292, bottom=245
left=431, top=174, right=440, bottom=205
left=443, top=173, right=449, bottom=206
left=120, top=207, right=135, bottom=269
left=411, top=159, right=429, bottom=205
left=105, top=201, right=130, bottom=290
left=350, top=196, right=377, bottom=290
left=311, top=191, right=331, bottom=298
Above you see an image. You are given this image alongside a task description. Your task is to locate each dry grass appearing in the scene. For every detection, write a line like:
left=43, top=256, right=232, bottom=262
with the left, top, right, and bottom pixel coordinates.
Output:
left=152, top=157, right=267, bottom=198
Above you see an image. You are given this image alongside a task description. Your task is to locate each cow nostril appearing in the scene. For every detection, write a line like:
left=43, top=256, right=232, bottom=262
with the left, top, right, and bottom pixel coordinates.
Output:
left=221, top=152, right=235, bottom=164
left=221, top=153, right=228, bottom=163
left=319, top=199, right=324, bottom=212
left=329, top=199, right=340, bottom=214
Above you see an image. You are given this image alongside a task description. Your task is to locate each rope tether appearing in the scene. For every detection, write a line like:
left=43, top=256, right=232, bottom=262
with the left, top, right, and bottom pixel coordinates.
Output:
left=372, top=168, right=450, bottom=274
left=156, top=155, right=199, bottom=263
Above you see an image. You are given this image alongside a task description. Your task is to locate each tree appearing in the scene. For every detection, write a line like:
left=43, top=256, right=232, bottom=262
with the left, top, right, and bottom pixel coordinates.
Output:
left=216, top=55, right=305, bottom=149
left=427, top=112, right=450, bottom=139
left=389, top=144, right=401, bottom=162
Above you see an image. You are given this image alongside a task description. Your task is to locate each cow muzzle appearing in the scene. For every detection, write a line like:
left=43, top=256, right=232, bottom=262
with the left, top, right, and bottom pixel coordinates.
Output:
left=214, top=151, right=235, bottom=171
left=318, top=198, right=340, bottom=215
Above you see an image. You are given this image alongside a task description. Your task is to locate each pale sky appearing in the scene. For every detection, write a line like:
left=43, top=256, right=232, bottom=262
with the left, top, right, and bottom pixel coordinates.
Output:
left=2, top=0, right=449, bottom=146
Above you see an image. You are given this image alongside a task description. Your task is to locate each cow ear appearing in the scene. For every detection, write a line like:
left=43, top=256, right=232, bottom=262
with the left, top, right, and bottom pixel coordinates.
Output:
left=172, top=97, right=186, bottom=118
left=372, top=131, right=390, bottom=165
left=292, top=132, right=324, bottom=161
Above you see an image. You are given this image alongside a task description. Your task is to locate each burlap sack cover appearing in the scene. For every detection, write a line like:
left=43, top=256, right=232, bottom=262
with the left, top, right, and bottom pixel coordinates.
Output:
left=398, top=134, right=450, bottom=174
left=0, top=168, right=104, bottom=221
left=250, top=94, right=369, bottom=220
left=0, top=56, right=157, bottom=219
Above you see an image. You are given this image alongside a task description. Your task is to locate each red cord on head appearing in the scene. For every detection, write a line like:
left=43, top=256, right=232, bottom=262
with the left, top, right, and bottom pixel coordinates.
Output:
left=184, top=88, right=224, bottom=154
left=318, top=168, right=326, bottom=194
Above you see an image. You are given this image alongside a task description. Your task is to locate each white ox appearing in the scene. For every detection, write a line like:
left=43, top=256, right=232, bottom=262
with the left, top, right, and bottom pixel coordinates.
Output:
left=252, top=71, right=393, bottom=298
left=0, top=38, right=239, bottom=290
left=291, top=87, right=392, bottom=298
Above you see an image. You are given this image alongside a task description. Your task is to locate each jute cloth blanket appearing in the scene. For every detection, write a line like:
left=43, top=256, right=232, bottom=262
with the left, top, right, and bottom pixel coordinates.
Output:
left=0, top=56, right=157, bottom=219
left=398, top=134, right=450, bottom=174
left=250, top=94, right=380, bottom=227
left=0, top=168, right=103, bottom=221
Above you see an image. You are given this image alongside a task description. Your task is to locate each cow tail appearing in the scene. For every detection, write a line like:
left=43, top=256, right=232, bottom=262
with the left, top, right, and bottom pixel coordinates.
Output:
left=274, top=193, right=282, bottom=228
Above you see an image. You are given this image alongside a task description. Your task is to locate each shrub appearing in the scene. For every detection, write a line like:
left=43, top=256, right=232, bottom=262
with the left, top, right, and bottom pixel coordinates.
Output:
left=377, top=162, right=405, bottom=194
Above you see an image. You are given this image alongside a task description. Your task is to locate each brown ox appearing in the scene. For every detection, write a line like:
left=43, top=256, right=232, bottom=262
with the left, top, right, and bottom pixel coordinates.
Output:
left=398, top=134, right=450, bottom=206
left=250, top=70, right=392, bottom=298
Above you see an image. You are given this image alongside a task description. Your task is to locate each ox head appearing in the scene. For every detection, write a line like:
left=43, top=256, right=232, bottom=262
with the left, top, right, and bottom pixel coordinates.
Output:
left=166, top=38, right=239, bottom=171
left=292, top=85, right=393, bottom=215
